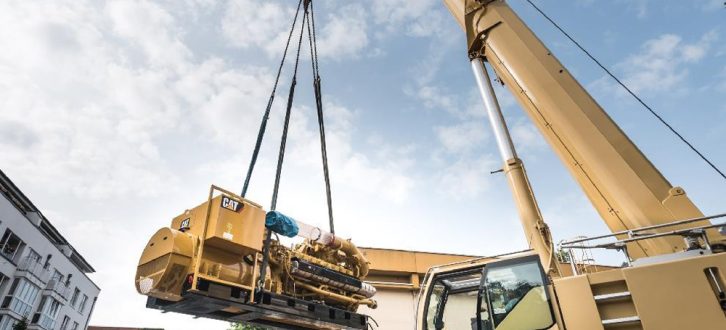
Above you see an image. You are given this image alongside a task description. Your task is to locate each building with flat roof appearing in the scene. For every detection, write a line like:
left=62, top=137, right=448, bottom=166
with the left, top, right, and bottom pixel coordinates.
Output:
left=0, top=170, right=100, bottom=330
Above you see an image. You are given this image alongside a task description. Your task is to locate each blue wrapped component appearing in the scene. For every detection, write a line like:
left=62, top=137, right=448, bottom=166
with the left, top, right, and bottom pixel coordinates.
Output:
left=265, top=211, right=300, bottom=237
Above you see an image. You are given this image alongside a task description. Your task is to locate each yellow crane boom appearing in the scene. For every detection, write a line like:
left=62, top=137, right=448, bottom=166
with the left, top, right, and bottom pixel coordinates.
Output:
left=444, top=0, right=717, bottom=258
left=413, top=2, right=725, bottom=330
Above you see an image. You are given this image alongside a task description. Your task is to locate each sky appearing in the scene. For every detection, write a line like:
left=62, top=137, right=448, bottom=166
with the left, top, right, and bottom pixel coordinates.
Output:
left=0, top=0, right=724, bottom=329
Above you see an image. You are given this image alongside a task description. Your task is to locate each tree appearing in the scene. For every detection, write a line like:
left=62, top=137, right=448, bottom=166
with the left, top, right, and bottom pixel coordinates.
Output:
left=12, top=317, right=28, bottom=330
left=555, top=248, right=571, bottom=263
left=228, top=322, right=268, bottom=330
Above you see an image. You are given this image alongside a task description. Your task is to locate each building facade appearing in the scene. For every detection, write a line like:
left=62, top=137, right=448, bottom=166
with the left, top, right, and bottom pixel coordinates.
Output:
left=0, top=170, right=100, bottom=330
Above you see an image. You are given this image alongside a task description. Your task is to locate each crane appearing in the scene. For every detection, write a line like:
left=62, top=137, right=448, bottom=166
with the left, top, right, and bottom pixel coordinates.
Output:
left=414, top=1, right=726, bottom=329
left=133, top=0, right=726, bottom=329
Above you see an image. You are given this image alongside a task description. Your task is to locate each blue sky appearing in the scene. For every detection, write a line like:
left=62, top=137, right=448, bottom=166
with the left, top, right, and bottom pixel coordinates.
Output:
left=0, top=0, right=724, bottom=329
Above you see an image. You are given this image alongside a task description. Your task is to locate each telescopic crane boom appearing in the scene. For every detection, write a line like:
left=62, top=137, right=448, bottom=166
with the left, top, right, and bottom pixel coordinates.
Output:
left=444, top=0, right=720, bottom=259
left=415, top=2, right=725, bottom=330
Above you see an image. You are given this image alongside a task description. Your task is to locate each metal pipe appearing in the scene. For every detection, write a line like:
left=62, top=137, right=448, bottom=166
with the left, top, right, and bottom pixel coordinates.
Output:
left=293, top=281, right=377, bottom=309
left=621, top=245, right=632, bottom=267
left=567, top=222, right=726, bottom=249
left=561, top=212, right=726, bottom=246
left=568, top=248, right=578, bottom=276
left=328, top=236, right=370, bottom=278
left=471, top=58, right=517, bottom=162
left=471, top=58, right=560, bottom=277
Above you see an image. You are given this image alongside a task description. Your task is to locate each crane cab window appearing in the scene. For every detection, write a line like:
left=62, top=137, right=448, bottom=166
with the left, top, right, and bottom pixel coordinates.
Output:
left=423, top=256, right=555, bottom=330
left=482, top=256, right=554, bottom=330
left=424, top=268, right=486, bottom=330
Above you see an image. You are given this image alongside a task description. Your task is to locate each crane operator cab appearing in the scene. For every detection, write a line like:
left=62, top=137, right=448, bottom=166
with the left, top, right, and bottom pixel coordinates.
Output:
left=420, top=252, right=555, bottom=330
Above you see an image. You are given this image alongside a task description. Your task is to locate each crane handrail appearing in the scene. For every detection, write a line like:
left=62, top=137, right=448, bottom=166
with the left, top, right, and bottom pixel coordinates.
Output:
left=560, top=213, right=726, bottom=247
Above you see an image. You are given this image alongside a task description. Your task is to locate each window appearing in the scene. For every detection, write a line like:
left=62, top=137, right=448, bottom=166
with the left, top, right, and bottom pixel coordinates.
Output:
left=424, top=268, right=483, bottom=330
left=35, top=297, right=61, bottom=329
left=59, top=316, right=70, bottom=330
left=26, top=248, right=41, bottom=264
left=423, top=256, right=555, bottom=330
left=77, top=294, right=88, bottom=313
left=52, top=269, right=63, bottom=283
left=0, top=229, right=24, bottom=262
left=5, top=278, right=40, bottom=317
left=71, top=321, right=79, bottom=330
left=70, top=288, right=79, bottom=306
left=483, top=257, right=554, bottom=329
left=0, top=315, right=19, bottom=330
left=0, top=273, right=9, bottom=297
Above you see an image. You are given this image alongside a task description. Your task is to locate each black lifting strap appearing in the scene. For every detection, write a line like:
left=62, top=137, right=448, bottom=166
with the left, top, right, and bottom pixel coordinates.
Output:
left=240, top=0, right=304, bottom=198
left=244, top=0, right=337, bottom=296
left=241, top=0, right=335, bottom=235
left=256, top=0, right=309, bottom=294
left=306, top=0, right=336, bottom=235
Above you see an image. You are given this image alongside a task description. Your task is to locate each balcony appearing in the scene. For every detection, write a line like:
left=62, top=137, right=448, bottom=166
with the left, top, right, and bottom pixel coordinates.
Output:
left=15, top=257, right=50, bottom=284
left=1, top=296, right=34, bottom=319
left=43, top=279, right=71, bottom=301
left=31, top=312, right=56, bottom=330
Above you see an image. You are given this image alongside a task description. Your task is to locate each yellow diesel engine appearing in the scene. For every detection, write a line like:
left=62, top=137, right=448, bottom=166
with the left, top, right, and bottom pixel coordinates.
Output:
left=134, top=186, right=376, bottom=329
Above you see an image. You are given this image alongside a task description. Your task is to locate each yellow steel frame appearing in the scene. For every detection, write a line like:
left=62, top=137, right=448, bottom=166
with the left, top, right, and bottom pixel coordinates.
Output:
left=189, top=185, right=261, bottom=299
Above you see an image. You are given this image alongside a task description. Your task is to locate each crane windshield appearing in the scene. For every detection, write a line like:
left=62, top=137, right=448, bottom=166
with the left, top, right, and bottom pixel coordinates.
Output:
left=422, top=255, right=554, bottom=330
left=483, top=258, right=554, bottom=329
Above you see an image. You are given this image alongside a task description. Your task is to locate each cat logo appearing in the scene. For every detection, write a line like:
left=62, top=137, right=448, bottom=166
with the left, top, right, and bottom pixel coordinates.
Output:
left=220, top=196, right=244, bottom=212
left=179, top=218, right=191, bottom=231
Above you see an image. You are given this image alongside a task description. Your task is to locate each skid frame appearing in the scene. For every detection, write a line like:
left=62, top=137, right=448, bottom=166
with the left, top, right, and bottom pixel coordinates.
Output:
left=146, top=278, right=369, bottom=329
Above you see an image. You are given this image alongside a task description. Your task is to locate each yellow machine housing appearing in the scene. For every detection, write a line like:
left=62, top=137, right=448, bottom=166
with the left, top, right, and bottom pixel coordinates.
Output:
left=136, top=193, right=265, bottom=302
left=172, top=194, right=266, bottom=256
left=135, top=186, right=375, bottom=329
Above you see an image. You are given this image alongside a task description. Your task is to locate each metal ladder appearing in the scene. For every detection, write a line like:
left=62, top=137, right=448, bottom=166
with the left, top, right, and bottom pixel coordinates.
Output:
left=589, top=273, right=642, bottom=329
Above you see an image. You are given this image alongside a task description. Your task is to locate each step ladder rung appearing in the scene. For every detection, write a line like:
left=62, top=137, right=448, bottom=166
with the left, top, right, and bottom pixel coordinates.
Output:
left=602, top=316, right=640, bottom=326
left=594, top=291, right=631, bottom=302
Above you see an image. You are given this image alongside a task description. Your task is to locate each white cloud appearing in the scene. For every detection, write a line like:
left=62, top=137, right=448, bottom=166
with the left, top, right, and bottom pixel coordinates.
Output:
left=221, top=0, right=294, bottom=55
left=371, top=0, right=437, bottom=27
left=0, top=2, right=426, bottom=327
left=618, top=0, right=650, bottom=18
left=701, top=0, right=725, bottom=11
left=435, top=156, right=497, bottom=200
left=1, top=1, right=182, bottom=199
left=593, top=31, right=719, bottom=95
left=575, top=0, right=595, bottom=6
left=436, top=121, right=488, bottom=154
left=510, top=120, right=546, bottom=153
left=222, top=1, right=370, bottom=60
left=405, top=11, right=447, bottom=38
left=317, top=4, right=370, bottom=59
left=284, top=101, right=417, bottom=204
left=106, top=0, right=191, bottom=70
left=412, top=85, right=460, bottom=114
left=404, top=33, right=465, bottom=117
left=718, top=66, right=726, bottom=92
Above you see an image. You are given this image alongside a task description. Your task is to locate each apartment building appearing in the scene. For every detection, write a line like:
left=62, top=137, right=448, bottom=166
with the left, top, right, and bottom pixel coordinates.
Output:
left=0, top=170, right=100, bottom=330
